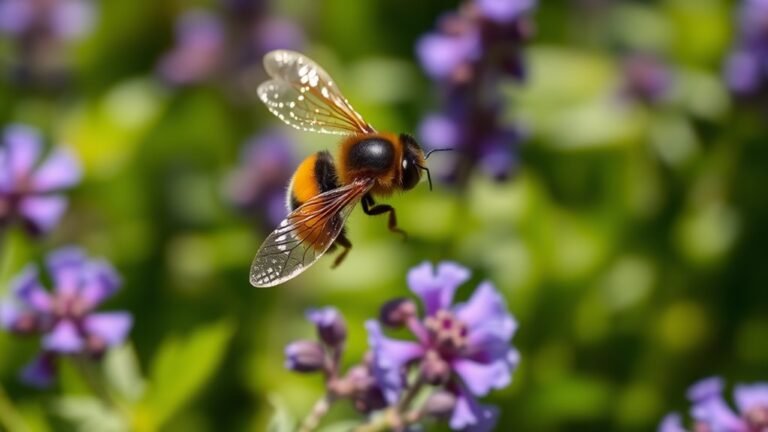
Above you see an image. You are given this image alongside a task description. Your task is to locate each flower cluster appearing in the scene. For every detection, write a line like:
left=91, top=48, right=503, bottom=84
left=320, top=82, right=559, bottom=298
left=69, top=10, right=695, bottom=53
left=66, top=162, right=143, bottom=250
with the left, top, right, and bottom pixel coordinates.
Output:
left=225, top=130, right=297, bottom=228
left=0, top=124, right=81, bottom=235
left=724, top=0, right=768, bottom=95
left=659, top=377, right=768, bottom=432
left=416, top=0, right=535, bottom=182
left=0, top=0, right=96, bottom=85
left=157, top=3, right=303, bottom=87
left=285, top=261, right=519, bottom=431
left=0, top=248, right=132, bottom=387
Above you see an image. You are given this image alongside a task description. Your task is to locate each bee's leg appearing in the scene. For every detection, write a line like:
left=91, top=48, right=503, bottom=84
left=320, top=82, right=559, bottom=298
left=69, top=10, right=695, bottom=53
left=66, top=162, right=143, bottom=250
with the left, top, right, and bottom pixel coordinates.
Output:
left=361, top=194, right=407, bottom=241
left=332, top=232, right=352, bottom=269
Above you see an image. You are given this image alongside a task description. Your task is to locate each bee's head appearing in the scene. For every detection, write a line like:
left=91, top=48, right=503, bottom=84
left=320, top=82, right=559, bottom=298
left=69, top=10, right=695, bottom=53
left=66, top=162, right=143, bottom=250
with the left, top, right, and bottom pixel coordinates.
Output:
left=399, top=134, right=426, bottom=191
left=399, top=133, right=453, bottom=191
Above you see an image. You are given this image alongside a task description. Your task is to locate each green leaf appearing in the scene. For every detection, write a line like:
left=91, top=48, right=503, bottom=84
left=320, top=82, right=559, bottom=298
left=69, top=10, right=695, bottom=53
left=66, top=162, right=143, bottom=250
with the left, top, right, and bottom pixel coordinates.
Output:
left=266, top=395, right=297, bottom=432
left=104, top=343, right=146, bottom=402
left=140, top=320, right=234, bottom=429
left=53, top=396, right=128, bottom=432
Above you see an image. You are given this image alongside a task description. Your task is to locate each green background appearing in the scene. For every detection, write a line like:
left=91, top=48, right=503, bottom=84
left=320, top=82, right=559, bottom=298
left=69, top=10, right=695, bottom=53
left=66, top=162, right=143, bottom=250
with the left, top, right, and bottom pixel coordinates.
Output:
left=1, top=0, right=767, bottom=431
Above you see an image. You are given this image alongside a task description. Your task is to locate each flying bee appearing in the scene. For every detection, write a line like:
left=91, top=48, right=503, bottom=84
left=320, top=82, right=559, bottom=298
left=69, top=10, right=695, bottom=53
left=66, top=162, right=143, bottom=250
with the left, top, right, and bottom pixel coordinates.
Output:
left=249, top=50, right=443, bottom=288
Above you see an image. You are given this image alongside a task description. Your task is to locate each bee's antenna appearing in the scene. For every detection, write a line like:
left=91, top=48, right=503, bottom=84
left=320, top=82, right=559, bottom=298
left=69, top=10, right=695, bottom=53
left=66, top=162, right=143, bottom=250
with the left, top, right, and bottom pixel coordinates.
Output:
left=424, top=148, right=454, bottom=160
left=416, top=164, right=433, bottom=191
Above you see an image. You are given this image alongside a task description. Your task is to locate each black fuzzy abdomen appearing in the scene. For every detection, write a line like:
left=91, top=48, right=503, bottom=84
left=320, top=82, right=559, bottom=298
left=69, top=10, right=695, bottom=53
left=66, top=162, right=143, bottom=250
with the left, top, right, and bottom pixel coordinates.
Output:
left=347, top=138, right=395, bottom=173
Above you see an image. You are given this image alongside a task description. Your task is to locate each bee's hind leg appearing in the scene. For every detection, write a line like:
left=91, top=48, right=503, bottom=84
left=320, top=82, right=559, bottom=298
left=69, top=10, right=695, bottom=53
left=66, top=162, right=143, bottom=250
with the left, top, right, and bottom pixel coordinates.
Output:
left=361, top=194, right=407, bottom=241
left=331, top=232, right=352, bottom=269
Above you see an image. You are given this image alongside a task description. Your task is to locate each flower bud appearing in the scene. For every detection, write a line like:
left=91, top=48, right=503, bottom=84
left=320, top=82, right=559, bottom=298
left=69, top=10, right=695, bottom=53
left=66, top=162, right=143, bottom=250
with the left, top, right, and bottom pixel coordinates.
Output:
left=306, top=307, right=347, bottom=347
left=284, top=340, right=325, bottom=373
left=423, top=391, right=457, bottom=418
left=379, top=298, right=417, bottom=328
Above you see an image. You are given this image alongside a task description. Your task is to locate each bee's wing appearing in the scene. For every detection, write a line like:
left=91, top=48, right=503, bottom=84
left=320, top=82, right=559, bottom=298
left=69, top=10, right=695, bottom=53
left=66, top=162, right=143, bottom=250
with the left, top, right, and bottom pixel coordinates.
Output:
left=257, top=50, right=375, bottom=136
left=249, top=178, right=375, bottom=287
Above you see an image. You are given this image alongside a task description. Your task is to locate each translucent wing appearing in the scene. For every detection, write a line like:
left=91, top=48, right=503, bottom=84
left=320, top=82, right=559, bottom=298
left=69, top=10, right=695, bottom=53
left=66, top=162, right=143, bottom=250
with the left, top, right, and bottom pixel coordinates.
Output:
left=249, top=178, right=374, bottom=288
left=257, top=50, right=375, bottom=136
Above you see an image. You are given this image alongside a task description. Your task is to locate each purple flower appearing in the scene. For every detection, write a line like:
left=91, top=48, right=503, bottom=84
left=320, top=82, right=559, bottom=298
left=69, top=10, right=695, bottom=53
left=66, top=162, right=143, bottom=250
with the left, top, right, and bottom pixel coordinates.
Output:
left=658, top=377, right=768, bottom=432
left=0, top=124, right=81, bottom=235
left=621, top=54, right=674, bottom=105
left=225, top=130, right=296, bottom=227
left=415, top=0, right=533, bottom=182
left=0, top=0, right=95, bottom=40
left=367, top=261, right=519, bottom=431
left=158, top=9, right=226, bottom=85
left=724, top=0, right=768, bottom=95
left=476, top=0, right=537, bottom=23
left=284, top=307, right=387, bottom=414
left=0, top=247, right=132, bottom=387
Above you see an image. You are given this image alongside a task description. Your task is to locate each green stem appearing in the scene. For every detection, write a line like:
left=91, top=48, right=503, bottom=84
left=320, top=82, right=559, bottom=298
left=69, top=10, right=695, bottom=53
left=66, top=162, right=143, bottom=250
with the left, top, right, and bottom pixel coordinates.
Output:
left=354, top=375, right=427, bottom=432
left=297, top=394, right=333, bottom=432
left=71, top=355, right=132, bottom=421
left=0, top=384, right=29, bottom=432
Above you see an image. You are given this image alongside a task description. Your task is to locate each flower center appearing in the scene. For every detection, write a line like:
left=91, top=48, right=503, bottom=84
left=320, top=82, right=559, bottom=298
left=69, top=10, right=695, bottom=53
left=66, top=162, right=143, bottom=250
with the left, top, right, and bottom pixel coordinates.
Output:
left=424, top=309, right=468, bottom=355
left=745, top=406, right=768, bottom=430
left=52, top=292, right=90, bottom=320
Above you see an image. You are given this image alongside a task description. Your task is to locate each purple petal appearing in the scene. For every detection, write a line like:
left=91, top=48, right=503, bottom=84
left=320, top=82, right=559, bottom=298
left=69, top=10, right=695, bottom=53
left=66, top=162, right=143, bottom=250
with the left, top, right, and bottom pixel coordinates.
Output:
left=725, top=51, right=762, bottom=94
left=43, top=320, right=84, bottom=353
left=687, top=376, right=724, bottom=403
left=158, top=10, right=224, bottom=85
left=31, top=147, right=81, bottom=192
left=18, top=195, right=68, bottom=233
left=449, top=390, right=499, bottom=432
left=418, top=113, right=460, bottom=150
left=47, top=247, right=87, bottom=296
left=0, top=0, right=33, bottom=35
left=416, top=32, right=479, bottom=80
left=3, top=124, right=43, bottom=181
left=658, top=413, right=687, bottom=432
left=690, top=396, right=745, bottom=432
left=50, top=0, right=96, bottom=40
left=734, top=382, right=768, bottom=414
left=20, top=353, right=57, bottom=388
left=254, top=17, right=305, bottom=53
left=455, top=281, right=516, bottom=338
left=79, top=260, right=121, bottom=309
left=452, top=358, right=512, bottom=396
left=83, top=312, right=133, bottom=347
left=366, top=320, right=425, bottom=403
left=0, top=301, right=23, bottom=330
left=476, top=0, right=536, bottom=23
left=11, top=266, right=52, bottom=313
left=407, top=261, right=470, bottom=316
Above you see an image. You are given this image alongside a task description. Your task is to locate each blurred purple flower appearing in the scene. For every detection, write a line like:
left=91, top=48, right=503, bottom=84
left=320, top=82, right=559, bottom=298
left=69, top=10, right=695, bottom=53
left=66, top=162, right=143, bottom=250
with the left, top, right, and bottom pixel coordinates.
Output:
left=476, top=0, right=536, bottom=23
left=0, top=124, right=81, bottom=235
left=621, top=54, right=674, bottom=105
left=658, top=376, right=768, bottom=432
left=226, top=130, right=296, bottom=227
left=0, top=0, right=95, bottom=40
left=416, top=0, right=534, bottom=182
left=725, top=0, right=768, bottom=95
left=158, top=10, right=226, bottom=85
left=366, top=261, right=519, bottom=431
left=0, top=247, right=132, bottom=387
left=158, top=5, right=304, bottom=88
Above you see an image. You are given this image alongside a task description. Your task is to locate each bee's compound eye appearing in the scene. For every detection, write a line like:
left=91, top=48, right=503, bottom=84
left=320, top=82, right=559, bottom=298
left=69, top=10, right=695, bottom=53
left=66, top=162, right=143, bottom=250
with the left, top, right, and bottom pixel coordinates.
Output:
left=402, top=159, right=408, bottom=169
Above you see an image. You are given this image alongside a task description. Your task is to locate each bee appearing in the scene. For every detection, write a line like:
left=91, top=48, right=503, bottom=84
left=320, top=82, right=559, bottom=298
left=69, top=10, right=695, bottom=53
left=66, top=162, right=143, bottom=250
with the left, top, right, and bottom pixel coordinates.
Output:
left=249, top=50, right=443, bottom=288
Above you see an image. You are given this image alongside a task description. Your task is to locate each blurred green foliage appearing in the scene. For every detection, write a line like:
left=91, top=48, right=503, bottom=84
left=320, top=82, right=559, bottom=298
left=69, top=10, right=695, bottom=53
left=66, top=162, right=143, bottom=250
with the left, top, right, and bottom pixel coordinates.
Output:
left=1, top=0, right=767, bottom=431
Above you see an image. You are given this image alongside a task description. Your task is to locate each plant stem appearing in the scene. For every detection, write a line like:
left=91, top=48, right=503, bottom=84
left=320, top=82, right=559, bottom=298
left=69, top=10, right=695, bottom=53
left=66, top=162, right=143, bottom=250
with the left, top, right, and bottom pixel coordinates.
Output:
left=354, top=375, right=427, bottom=432
left=297, top=394, right=333, bottom=432
left=0, top=383, right=29, bottom=432
left=71, top=355, right=132, bottom=421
